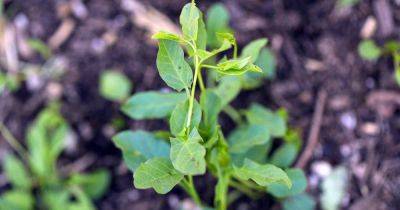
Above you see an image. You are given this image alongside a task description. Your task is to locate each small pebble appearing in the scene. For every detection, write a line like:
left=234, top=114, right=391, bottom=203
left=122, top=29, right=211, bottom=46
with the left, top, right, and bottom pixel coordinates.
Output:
left=340, top=112, right=357, bottom=130
left=360, top=122, right=379, bottom=135
left=311, top=161, right=332, bottom=178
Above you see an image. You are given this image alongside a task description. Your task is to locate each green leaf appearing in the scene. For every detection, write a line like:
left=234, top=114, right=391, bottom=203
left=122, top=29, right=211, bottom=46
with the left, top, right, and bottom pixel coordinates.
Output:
left=241, top=38, right=268, bottom=63
left=337, top=0, right=360, bottom=8
left=214, top=76, right=241, bottom=107
left=234, top=159, right=292, bottom=188
left=68, top=169, right=111, bottom=200
left=228, top=125, right=270, bottom=154
left=321, top=166, right=348, bottom=210
left=156, top=40, right=193, bottom=91
left=231, top=143, right=272, bottom=167
left=170, top=99, right=202, bottom=136
left=3, top=155, right=31, bottom=189
left=199, top=90, right=222, bottom=138
left=196, top=15, right=207, bottom=51
left=245, top=104, right=287, bottom=137
left=358, top=40, right=381, bottom=61
left=27, top=104, right=68, bottom=179
left=99, top=70, right=132, bottom=101
left=180, top=3, right=201, bottom=40
left=0, top=190, right=34, bottom=210
left=206, top=3, right=231, bottom=48
left=67, top=187, right=96, bottom=210
left=197, top=40, right=232, bottom=62
left=170, top=129, right=206, bottom=175
left=214, top=57, right=260, bottom=75
left=267, top=169, right=307, bottom=198
left=152, top=31, right=182, bottom=42
left=134, top=157, right=183, bottom=194
left=112, top=130, right=170, bottom=171
left=27, top=38, right=52, bottom=59
left=42, top=189, right=70, bottom=210
left=270, top=143, right=298, bottom=168
left=122, top=91, right=187, bottom=120
left=283, top=194, right=316, bottom=210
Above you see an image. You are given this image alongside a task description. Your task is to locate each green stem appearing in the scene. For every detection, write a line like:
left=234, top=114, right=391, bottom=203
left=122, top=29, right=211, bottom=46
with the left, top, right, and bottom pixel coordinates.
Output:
left=198, top=70, right=205, bottom=92
left=186, top=56, right=200, bottom=128
left=223, top=105, right=243, bottom=125
left=229, top=180, right=263, bottom=200
left=182, top=176, right=202, bottom=206
left=0, top=121, right=29, bottom=162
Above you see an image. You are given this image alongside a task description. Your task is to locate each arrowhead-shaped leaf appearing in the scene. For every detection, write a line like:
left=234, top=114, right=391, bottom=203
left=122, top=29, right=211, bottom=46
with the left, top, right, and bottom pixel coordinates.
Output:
left=134, top=157, right=183, bottom=194
left=228, top=125, right=270, bottom=154
left=170, top=129, right=206, bottom=175
left=3, top=154, right=32, bottom=189
left=156, top=40, right=193, bottom=91
left=180, top=3, right=201, bottom=40
left=234, top=159, right=292, bottom=188
left=267, top=169, right=307, bottom=198
left=122, top=91, right=187, bottom=120
left=112, top=131, right=170, bottom=171
left=241, top=38, right=268, bottom=63
left=245, top=104, right=287, bottom=137
left=206, top=3, right=231, bottom=48
left=169, top=99, right=202, bottom=136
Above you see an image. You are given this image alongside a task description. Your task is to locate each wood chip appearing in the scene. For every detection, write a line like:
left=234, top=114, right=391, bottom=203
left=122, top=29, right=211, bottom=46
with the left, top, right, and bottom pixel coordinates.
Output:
left=373, top=0, right=394, bottom=37
left=48, top=18, right=76, bottom=49
left=305, top=58, right=324, bottom=72
left=360, top=16, right=377, bottom=39
left=121, top=0, right=180, bottom=44
left=0, top=19, right=19, bottom=72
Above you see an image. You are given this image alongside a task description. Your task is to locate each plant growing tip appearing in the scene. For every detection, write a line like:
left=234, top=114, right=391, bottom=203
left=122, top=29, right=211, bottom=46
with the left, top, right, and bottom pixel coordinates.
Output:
left=112, top=1, right=311, bottom=210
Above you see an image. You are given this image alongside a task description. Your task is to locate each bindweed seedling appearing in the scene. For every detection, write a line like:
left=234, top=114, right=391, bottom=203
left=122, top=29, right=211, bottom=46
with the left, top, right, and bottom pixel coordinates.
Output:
left=113, top=1, right=312, bottom=210
left=358, top=39, right=400, bottom=86
left=99, top=70, right=132, bottom=102
left=0, top=104, right=110, bottom=210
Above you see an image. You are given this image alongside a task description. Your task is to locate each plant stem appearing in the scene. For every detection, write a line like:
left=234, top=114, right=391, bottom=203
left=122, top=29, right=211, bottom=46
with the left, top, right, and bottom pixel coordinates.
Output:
left=229, top=180, right=262, bottom=200
left=223, top=105, right=242, bottom=124
left=182, top=176, right=202, bottom=206
left=0, top=121, right=29, bottom=162
left=198, top=70, right=205, bottom=91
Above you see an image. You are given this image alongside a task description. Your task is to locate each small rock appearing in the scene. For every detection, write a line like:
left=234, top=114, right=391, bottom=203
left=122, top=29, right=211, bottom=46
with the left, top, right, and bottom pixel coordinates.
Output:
left=311, top=161, right=332, bottom=178
left=46, top=82, right=63, bottom=100
left=340, top=112, right=357, bottom=130
left=360, top=16, right=377, bottom=38
left=360, top=122, right=380, bottom=135
left=305, top=58, right=324, bottom=72
left=329, top=95, right=351, bottom=110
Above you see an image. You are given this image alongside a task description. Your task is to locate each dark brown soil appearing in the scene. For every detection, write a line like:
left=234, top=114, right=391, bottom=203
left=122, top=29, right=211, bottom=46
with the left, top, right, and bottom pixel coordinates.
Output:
left=1, top=0, right=400, bottom=209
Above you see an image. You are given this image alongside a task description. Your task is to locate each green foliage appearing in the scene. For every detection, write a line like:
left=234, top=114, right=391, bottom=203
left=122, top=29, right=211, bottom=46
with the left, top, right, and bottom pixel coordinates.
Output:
left=0, top=105, right=110, bottom=210
left=134, top=158, right=184, bottom=194
left=358, top=39, right=381, bottom=61
left=27, top=39, right=52, bottom=59
left=337, top=0, right=360, bottom=8
left=112, top=1, right=310, bottom=210
left=0, top=71, right=20, bottom=94
left=122, top=91, right=186, bottom=119
left=283, top=194, right=316, bottom=210
left=358, top=39, right=400, bottom=86
left=99, top=70, right=132, bottom=101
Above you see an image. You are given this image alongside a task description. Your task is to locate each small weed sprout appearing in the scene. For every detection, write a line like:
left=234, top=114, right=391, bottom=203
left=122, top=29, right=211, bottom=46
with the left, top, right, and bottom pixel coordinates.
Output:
left=112, top=1, right=313, bottom=210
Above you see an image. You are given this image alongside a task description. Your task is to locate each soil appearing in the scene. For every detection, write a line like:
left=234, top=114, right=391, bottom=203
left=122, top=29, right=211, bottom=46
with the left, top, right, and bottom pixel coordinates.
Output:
left=1, top=0, right=400, bottom=210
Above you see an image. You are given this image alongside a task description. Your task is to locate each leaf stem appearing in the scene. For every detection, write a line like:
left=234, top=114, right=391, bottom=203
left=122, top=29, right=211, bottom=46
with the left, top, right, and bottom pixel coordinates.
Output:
left=181, top=176, right=202, bottom=206
left=198, top=70, right=205, bottom=91
left=0, top=121, right=29, bottom=162
left=229, top=179, right=263, bottom=200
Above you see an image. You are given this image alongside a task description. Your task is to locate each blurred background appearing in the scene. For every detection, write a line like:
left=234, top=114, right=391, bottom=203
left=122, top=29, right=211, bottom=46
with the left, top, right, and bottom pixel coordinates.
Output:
left=0, top=0, right=399, bottom=209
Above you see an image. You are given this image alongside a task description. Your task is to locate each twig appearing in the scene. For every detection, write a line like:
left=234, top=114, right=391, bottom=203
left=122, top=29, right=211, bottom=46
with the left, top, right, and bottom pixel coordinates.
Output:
left=0, top=121, right=29, bottom=162
left=296, top=89, right=327, bottom=168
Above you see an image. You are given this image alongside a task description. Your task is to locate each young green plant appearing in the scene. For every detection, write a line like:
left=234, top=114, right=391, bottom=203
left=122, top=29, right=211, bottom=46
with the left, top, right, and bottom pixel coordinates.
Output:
left=0, top=104, right=110, bottom=210
left=113, top=1, right=312, bottom=210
